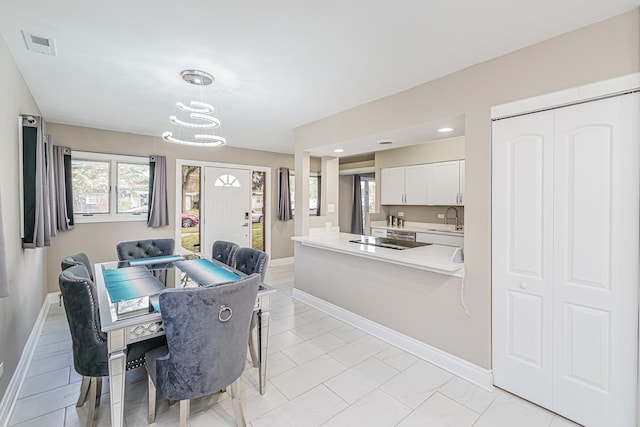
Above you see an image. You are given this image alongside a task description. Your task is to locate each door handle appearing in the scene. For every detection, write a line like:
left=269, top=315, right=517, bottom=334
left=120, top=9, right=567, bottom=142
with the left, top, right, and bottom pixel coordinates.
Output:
left=519, top=282, right=528, bottom=289
left=242, top=223, right=249, bottom=227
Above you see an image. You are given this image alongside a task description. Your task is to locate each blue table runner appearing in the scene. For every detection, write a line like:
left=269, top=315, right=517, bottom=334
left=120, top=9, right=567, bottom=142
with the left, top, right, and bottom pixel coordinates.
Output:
left=103, top=266, right=164, bottom=303
left=174, top=258, right=241, bottom=286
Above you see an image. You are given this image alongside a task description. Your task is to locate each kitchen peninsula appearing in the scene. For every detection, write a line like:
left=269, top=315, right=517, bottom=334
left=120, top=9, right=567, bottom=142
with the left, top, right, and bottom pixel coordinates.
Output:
left=291, top=231, right=492, bottom=389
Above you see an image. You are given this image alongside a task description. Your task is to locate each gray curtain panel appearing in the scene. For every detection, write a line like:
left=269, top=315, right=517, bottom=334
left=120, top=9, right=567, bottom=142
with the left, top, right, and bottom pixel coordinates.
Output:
left=148, top=155, right=169, bottom=228
left=277, top=167, right=292, bottom=221
left=22, top=116, right=55, bottom=248
left=53, top=145, right=73, bottom=231
left=44, top=135, right=57, bottom=238
left=351, top=175, right=363, bottom=235
left=0, top=192, right=9, bottom=298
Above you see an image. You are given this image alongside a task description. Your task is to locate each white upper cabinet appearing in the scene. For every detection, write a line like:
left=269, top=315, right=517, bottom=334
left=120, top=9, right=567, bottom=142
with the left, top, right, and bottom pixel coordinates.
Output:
left=426, top=160, right=464, bottom=205
left=380, top=165, right=428, bottom=205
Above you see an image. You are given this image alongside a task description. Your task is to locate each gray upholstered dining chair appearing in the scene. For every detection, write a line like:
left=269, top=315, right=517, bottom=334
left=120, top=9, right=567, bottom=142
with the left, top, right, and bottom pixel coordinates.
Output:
left=145, top=273, right=261, bottom=427
left=61, top=252, right=94, bottom=281
left=211, top=240, right=240, bottom=267
left=234, top=247, right=269, bottom=367
left=116, top=238, right=175, bottom=284
left=59, top=264, right=166, bottom=427
left=116, top=238, right=175, bottom=261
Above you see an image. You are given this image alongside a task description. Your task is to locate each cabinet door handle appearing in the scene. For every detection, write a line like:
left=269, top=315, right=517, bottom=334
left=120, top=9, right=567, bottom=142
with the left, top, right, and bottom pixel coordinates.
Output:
left=520, top=282, right=528, bottom=289
left=460, top=193, right=463, bottom=204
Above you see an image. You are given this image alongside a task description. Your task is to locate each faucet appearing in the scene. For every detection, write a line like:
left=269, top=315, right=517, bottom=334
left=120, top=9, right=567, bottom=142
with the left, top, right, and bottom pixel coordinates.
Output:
left=444, top=207, right=459, bottom=230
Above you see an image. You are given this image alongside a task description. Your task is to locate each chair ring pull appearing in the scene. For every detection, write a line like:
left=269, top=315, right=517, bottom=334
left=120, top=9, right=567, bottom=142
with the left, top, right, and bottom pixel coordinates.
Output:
left=219, top=305, right=232, bottom=322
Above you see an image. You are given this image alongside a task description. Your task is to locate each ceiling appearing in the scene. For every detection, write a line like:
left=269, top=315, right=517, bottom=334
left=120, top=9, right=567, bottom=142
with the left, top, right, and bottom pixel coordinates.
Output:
left=0, top=1, right=637, bottom=155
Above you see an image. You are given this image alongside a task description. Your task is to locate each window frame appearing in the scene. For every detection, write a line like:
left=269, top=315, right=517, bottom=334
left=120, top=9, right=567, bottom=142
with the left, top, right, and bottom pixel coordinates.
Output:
left=72, top=151, right=150, bottom=224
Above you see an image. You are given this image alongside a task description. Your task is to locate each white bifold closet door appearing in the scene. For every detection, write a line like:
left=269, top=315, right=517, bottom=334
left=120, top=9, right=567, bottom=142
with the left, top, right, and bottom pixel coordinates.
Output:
left=492, top=92, right=639, bottom=427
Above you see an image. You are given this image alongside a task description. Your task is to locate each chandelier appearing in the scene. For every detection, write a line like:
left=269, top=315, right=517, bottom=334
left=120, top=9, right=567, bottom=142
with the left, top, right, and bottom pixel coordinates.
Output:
left=161, top=70, right=227, bottom=147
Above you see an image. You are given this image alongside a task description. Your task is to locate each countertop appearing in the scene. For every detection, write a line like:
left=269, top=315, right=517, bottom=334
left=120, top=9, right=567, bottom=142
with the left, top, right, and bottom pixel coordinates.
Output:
left=370, top=221, right=464, bottom=237
left=292, top=231, right=464, bottom=277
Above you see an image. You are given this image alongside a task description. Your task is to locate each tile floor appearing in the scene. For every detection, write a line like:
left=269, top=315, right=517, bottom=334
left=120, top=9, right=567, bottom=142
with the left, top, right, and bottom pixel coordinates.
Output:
left=8, top=264, right=582, bottom=426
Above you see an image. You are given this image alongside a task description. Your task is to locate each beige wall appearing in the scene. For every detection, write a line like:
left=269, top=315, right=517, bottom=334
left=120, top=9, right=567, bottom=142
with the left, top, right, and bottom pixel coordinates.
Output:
left=0, top=35, right=48, bottom=400
left=293, top=9, right=640, bottom=368
left=44, top=123, right=295, bottom=293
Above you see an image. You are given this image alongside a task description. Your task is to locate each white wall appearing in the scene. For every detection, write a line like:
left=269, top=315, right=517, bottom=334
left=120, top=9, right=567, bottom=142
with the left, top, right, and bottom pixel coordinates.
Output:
left=0, top=35, right=48, bottom=400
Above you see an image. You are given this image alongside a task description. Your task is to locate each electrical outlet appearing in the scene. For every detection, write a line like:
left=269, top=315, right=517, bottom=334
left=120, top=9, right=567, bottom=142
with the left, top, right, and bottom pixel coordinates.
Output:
left=437, top=213, right=445, bottom=219
left=0, top=362, right=4, bottom=379
left=397, top=211, right=404, bottom=217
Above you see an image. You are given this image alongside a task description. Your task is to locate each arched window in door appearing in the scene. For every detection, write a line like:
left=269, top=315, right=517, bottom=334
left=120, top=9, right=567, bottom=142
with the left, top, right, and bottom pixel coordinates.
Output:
left=214, top=174, right=241, bottom=188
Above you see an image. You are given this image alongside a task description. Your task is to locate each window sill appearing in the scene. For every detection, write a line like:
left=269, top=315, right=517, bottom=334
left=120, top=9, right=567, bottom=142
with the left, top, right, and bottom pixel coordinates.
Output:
left=74, top=214, right=148, bottom=224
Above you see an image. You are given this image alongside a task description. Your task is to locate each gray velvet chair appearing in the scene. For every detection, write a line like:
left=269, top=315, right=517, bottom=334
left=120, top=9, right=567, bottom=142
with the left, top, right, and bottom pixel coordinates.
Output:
left=116, top=238, right=175, bottom=261
left=61, top=252, right=94, bottom=281
left=234, top=247, right=269, bottom=367
left=211, top=240, right=239, bottom=267
left=116, top=238, right=175, bottom=284
left=145, top=273, right=261, bottom=427
left=59, top=264, right=166, bottom=427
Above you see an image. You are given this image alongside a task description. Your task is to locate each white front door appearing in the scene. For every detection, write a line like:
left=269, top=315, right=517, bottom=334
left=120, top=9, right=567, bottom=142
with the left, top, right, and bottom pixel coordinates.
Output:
left=203, top=167, right=251, bottom=256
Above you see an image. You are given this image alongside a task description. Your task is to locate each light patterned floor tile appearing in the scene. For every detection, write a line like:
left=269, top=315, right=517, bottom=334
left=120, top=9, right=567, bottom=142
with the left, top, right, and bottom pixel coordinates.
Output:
left=10, top=409, right=65, bottom=427
left=322, top=389, right=411, bottom=427
left=268, top=330, right=306, bottom=354
left=328, top=335, right=389, bottom=367
left=10, top=383, right=80, bottom=425
left=328, top=324, right=367, bottom=343
left=19, top=367, right=71, bottom=398
left=375, top=345, right=419, bottom=371
left=270, top=354, right=347, bottom=399
left=260, top=351, right=298, bottom=377
left=380, top=360, right=452, bottom=409
left=291, top=316, right=345, bottom=340
left=251, top=385, right=348, bottom=427
left=25, top=353, right=74, bottom=378
left=282, top=332, right=346, bottom=365
left=325, top=358, right=398, bottom=404
left=474, top=393, right=555, bottom=427
left=438, top=376, right=498, bottom=414
left=268, top=313, right=309, bottom=336
left=396, top=392, right=479, bottom=427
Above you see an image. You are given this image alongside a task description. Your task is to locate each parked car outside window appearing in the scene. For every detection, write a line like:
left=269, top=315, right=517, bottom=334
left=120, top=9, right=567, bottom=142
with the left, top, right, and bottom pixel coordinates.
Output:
left=251, top=209, right=263, bottom=223
left=125, top=205, right=199, bottom=227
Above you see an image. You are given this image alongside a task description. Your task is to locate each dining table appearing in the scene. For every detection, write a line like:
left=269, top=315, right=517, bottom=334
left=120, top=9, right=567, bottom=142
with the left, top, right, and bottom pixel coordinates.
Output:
left=94, top=253, right=275, bottom=427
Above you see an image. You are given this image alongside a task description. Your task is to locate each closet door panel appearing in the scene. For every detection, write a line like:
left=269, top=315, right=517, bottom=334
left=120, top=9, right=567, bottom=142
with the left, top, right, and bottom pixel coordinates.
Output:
left=492, top=110, right=554, bottom=408
left=552, top=93, right=639, bottom=427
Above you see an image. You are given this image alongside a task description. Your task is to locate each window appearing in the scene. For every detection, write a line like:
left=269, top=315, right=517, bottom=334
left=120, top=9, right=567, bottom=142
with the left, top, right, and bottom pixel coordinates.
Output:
left=72, top=152, right=150, bottom=223
left=289, top=172, right=320, bottom=216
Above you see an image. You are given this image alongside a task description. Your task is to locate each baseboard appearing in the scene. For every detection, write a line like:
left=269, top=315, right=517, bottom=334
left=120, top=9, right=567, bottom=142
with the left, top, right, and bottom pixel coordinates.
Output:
left=0, top=293, right=56, bottom=427
left=269, top=257, right=294, bottom=267
left=292, top=288, right=494, bottom=391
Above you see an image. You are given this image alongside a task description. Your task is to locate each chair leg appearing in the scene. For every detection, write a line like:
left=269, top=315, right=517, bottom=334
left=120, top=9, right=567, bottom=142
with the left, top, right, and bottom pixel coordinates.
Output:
left=229, top=379, right=246, bottom=427
left=248, top=329, right=259, bottom=368
left=147, top=373, right=157, bottom=424
left=87, top=377, right=98, bottom=427
left=179, top=400, right=190, bottom=427
left=95, top=377, right=102, bottom=407
left=76, top=376, right=91, bottom=407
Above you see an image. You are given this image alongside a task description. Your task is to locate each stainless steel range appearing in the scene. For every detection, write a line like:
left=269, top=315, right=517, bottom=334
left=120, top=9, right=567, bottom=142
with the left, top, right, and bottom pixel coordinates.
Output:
left=349, top=236, right=431, bottom=250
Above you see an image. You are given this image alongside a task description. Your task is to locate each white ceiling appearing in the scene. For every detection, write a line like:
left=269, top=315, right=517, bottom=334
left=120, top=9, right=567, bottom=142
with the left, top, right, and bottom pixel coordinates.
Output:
left=0, top=1, right=637, bottom=154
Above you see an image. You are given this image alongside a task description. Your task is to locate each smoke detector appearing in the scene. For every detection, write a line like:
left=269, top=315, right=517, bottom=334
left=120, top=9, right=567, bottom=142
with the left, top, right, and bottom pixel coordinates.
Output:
left=22, top=31, right=57, bottom=56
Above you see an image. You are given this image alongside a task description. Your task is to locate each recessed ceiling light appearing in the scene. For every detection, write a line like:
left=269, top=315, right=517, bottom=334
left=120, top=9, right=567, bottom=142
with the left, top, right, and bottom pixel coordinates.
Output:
left=333, top=148, right=344, bottom=153
left=438, top=127, right=454, bottom=133
left=377, top=140, right=393, bottom=145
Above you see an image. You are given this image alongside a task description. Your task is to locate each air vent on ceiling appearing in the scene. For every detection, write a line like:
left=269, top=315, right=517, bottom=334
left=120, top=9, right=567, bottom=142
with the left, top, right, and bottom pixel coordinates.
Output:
left=22, top=31, right=57, bottom=56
